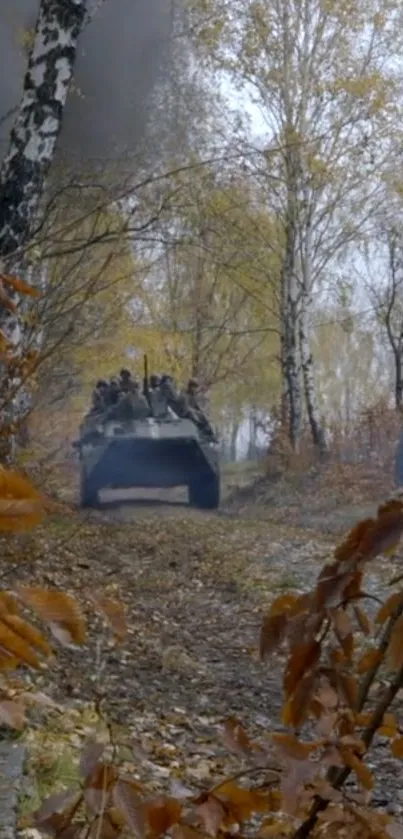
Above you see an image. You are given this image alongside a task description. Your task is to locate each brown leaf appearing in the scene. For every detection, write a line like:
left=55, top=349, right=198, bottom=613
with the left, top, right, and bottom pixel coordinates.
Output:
left=84, top=763, right=117, bottom=815
left=258, top=817, right=289, bottom=837
left=259, top=613, right=287, bottom=660
left=391, top=737, right=403, bottom=758
left=0, top=699, right=25, bottom=729
left=387, top=614, right=403, bottom=670
left=1, top=613, right=52, bottom=657
left=378, top=713, right=398, bottom=737
left=335, top=520, right=374, bottom=564
left=146, top=796, right=182, bottom=839
left=0, top=329, right=11, bottom=355
left=88, top=592, right=127, bottom=642
left=271, top=732, right=317, bottom=761
left=0, top=499, right=44, bottom=531
left=1, top=273, right=41, bottom=298
left=315, top=683, right=339, bottom=711
left=112, top=778, right=145, bottom=836
left=376, top=592, right=403, bottom=625
left=338, top=672, right=358, bottom=710
left=87, top=814, right=121, bottom=839
left=196, top=795, right=226, bottom=837
left=215, top=782, right=272, bottom=823
left=331, top=608, right=354, bottom=659
left=332, top=608, right=352, bottom=639
left=0, top=619, right=41, bottom=668
left=0, top=592, right=19, bottom=614
left=18, top=587, right=86, bottom=646
left=172, top=827, right=207, bottom=839
left=80, top=740, right=105, bottom=779
left=281, top=669, right=316, bottom=729
left=222, top=716, right=255, bottom=754
left=360, top=506, right=403, bottom=560
left=357, top=648, right=382, bottom=674
left=315, top=562, right=353, bottom=610
left=316, top=805, right=350, bottom=825
left=339, top=747, right=373, bottom=790
left=269, top=593, right=299, bottom=615
left=283, top=640, right=320, bottom=697
left=34, top=788, right=81, bottom=824
left=0, top=286, right=16, bottom=313
left=353, top=606, right=370, bottom=635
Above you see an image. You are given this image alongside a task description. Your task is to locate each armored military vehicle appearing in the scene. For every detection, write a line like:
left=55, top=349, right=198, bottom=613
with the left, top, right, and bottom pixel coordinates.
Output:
left=74, top=362, right=220, bottom=510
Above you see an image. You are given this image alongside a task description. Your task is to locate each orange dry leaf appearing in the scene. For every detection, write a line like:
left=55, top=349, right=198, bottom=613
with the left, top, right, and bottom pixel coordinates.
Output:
left=0, top=273, right=41, bottom=298
left=334, top=519, right=374, bottom=564
left=387, top=614, right=403, bottom=670
left=84, top=763, right=118, bottom=815
left=18, top=588, right=86, bottom=646
left=337, top=672, right=358, bottom=710
left=391, top=738, right=403, bottom=759
left=375, top=592, right=403, bottom=625
left=259, top=613, right=287, bottom=660
left=0, top=619, right=41, bottom=668
left=268, top=593, right=300, bottom=616
left=0, top=592, right=19, bottom=615
left=283, top=640, right=320, bottom=697
left=338, top=747, right=373, bottom=790
left=146, top=796, right=182, bottom=839
left=315, top=562, right=352, bottom=610
left=0, top=699, right=26, bottom=729
left=356, top=648, right=382, bottom=674
left=331, top=608, right=354, bottom=659
left=112, top=778, right=145, bottom=835
left=88, top=592, right=127, bottom=642
left=196, top=795, right=226, bottom=837
left=1, top=613, right=52, bottom=658
left=0, top=468, right=45, bottom=531
left=172, top=827, right=208, bottom=839
left=0, top=286, right=16, bottom=313
left=359, top=506, right=403, bottom=561
left=258, top=816, right=289, bottom=838
left=223, top=716, right=257, bottom=754
left=281, top=669, right=317, bottom=728
left=0, top=330, right=11, bottom=354
left=271, top=732, right=317, bottom=761
left=215, top=782, right=270, bottom=823
left=353, top=605, right=370, bottom=635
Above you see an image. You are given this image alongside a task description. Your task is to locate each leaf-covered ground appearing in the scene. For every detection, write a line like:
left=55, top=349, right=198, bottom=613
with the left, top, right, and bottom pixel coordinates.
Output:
left=5, top=466, right=403, bottom=824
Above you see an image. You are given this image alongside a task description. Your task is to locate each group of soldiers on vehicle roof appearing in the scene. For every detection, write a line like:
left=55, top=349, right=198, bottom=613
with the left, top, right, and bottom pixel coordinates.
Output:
left=87, top=368, right=216, bottom=441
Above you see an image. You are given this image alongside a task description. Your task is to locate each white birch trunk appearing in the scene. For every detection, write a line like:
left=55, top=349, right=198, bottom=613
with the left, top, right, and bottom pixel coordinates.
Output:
left=298, top=197, right=327, bottom=453
left=282, top=203, right=302, bottom=452
left=0, top=0, right=86, bottom=458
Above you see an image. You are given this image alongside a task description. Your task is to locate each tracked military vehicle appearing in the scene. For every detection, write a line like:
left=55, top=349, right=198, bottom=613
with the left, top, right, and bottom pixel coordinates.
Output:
left=74, top=362, right=220, bottom=510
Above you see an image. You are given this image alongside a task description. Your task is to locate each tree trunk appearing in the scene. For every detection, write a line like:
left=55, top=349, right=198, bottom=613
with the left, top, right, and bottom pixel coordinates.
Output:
left=229, top=419, right=239, bottom=461
left=282, top=195, right=302, bottom=452
left=0, top=0, right=86, bottom=457
left=299, top=294, right=326, bottom=453
left=394, top=345, right=403, bottom=411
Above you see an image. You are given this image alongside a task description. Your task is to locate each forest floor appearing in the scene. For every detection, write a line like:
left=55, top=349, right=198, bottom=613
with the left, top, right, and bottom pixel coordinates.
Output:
left=6, top=457, right=403, bottom=829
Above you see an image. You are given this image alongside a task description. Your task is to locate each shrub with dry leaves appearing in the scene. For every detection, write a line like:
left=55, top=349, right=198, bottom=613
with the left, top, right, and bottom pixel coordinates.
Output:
left=4, top=463, right=403, bottom=838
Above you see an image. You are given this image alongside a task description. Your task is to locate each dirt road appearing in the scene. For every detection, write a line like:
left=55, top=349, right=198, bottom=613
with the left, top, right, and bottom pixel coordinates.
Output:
left=15, top=472, right=403, bottom=820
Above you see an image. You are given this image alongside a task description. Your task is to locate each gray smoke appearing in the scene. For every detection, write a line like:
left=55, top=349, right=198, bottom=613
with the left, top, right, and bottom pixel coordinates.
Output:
left=0, top=0, right=174, bottom=165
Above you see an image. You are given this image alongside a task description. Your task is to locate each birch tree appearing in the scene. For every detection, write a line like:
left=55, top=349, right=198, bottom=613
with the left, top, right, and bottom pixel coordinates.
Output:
left=363, top=222, right=403, bottom=411
left=0, top=0, right=86, bottom=455
left=190, top=0, right=402, bottom=449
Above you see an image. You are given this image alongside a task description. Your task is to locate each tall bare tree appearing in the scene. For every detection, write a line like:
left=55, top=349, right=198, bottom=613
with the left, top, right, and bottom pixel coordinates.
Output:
left=0, top=0, right=86, bottom=456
